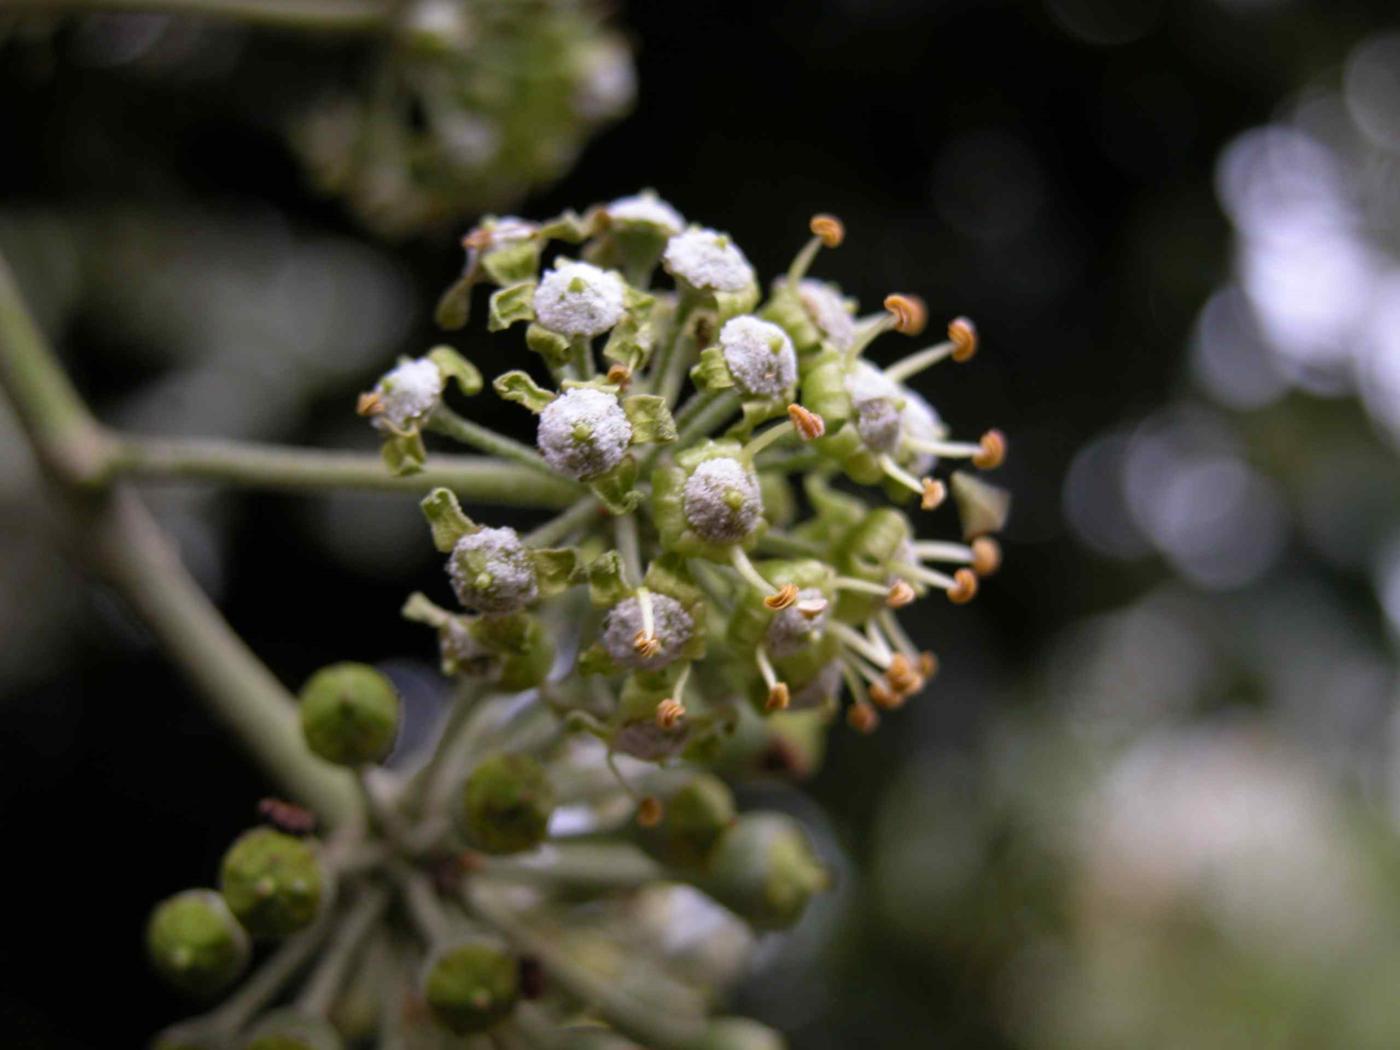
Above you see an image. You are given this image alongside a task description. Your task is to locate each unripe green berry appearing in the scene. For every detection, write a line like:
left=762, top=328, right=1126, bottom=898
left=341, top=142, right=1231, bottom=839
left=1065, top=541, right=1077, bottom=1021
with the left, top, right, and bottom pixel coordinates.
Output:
left=422, top=938, right=520, bottom=1035
left=641, top=775, right=735, bottom=869
left=693, top=1017, right=788, bottom=1050
left=242, top=1010, right=343, bottom=1050
left=298, top=662, right=400, bottom=767
left=459, top=752, right=555, bottom=854
left=146, top=889, right=250, bottom=997
left=702, top=813, right=827, bottom=931
left=219, top=828, right=326, bottom=938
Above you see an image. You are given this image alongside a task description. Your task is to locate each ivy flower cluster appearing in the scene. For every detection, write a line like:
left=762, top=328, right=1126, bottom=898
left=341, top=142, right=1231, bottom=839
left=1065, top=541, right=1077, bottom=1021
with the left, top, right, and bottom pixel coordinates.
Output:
left=294, top=0, right=634, bottom=236
left=147, top=196, right=1009, bottom=1050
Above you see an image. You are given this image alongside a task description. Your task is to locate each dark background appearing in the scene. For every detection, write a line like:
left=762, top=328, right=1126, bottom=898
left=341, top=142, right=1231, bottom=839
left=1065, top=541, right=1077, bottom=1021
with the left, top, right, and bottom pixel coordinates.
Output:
left=0, top=0, right=1391, bottom=1045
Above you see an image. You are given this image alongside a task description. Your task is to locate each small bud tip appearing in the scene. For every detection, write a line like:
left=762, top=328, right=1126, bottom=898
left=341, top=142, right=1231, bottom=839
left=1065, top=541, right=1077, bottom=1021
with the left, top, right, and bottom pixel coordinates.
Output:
left=809, top=214, right=845, bottom=248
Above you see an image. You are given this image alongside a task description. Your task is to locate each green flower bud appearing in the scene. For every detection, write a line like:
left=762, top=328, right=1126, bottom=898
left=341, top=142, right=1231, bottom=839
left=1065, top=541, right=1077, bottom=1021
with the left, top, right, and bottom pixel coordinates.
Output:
left=422, top=938, right=520, bottom=1035
left=640, top=774, right=735, bottom=869
left=242, top=1010, right=343, bottom=1050
left=146, top=889, right=250, bottom=997
left=459, top=752, right=555, bottom=854
left=298, top=662, right=400, bottom=767
left=692, top=1018, right=788, bottom=1050
left=701, top=814, right=828, bottom=931
left=219, top=829, right=326, bottom=938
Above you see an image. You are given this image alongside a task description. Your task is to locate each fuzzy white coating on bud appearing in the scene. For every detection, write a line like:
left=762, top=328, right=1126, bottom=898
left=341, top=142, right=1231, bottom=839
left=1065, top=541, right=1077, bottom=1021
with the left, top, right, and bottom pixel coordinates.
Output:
left=603, top=593, right=694, bottom=670
left=607, top=192, right=684, bottom=236
left=719, top=316, right=797, bottom=398
left=447, top=527, right=539, bottom=613
left=534, top=260, right=627, bottom=338
left=764, top=587, right=830, bottom=658
left=682, top=457, right=763, bottom=543
left=798, top=279, right=857, bottom=350
left=536, top=387, right=633, bottom=480
left=372, top=357, right=444, bottom=433
left=663, top=227, right=756, bottom=294
left=844, top=362, right=942, bottom=469
left=791, top=660, right=843, bottom=710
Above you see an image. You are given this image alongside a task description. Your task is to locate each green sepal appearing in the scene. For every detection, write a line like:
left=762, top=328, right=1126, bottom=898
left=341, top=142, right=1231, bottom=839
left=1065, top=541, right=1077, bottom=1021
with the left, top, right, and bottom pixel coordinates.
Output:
left=714, top=286, right=760, bottom=322
left=480, top=239, right=543, bottom=287
left=435, top=268, right=478, bottom=331
left=800, top=349, right=855, bottom=427
left=588, top=456, right=642, bottom=515
left=420, top=487, right=477, bottom=552
left=691, top=346, right=735, bottom=392
left=587, top=550, right=630, bottom=607
left=529, top=548, right=582, bottom=596
left=469, top=612, right=554, bottom=692
left=735, top=397, right=787, bottom=436
left=493, top=370, right=557, bottom=413
left=622, top=395, right=677, bottom=445
left=427, top=346, right=483, bottom=397
left=381, top=430, right=426, bottom=476
left=402, top=591, right=451, bottom=628
left=623, top=284, right=656, bottom=312
left=525, top=323, right=573, bottom=368
left=950, top=470, right=1012, bottom=539
left=602, top=311, right=655, bottom=372
left=577, top=642, right=618, bottom=677
left=760, top=473, right=797, bottom=528
left=487, top=281, right=537, bottom=332
left=537, top=208, right=594, bottom=243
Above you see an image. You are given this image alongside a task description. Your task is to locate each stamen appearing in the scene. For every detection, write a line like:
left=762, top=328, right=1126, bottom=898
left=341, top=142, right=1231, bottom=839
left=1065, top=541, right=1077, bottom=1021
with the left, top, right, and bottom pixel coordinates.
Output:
left=883, top=294, right=927, bottom=336
left=970, top=537, right=1002, bottom=576
left=895, top=561, right=978, bottom=603
left=868, top=678, right=900, bottom=710
left=847, top=702, right=879, bottom=734
left=972, top=429, right=1006, bottom=470
left=756, top=648, right=790, bottom=710
left=655, top=697, right=686, bottom=730
left=876, top=609, right=919, bottom=659
left=878, top=454, right=924, bottom=497
left=864, top=621, right=894, bottom=664
left=633, top=587, right=660, bottom=657
left=356, top=391, right=384, bottom=417
left=830, top=621, right=893, bottom=668
left=796, top=596, right=830, bottom=619
left=810, top=214, right=845, bottom=248
left=743, top=420, right=794, bottom=460
left=766, top=682, right=791, bottom=711
left=886, top=580, right=917, bottom=608
left=911, top=540, right=975, bottom=565
left=785, top=213, right=845, bottom=284
left=834, top=575, right=892, bottom=598
left=947, top=568, right=978, bottom=604
left=606, top=362, right=632, bottom=388
left=636, top=796, right=664, bottom=827
left=918, top=651, right=938, bottom=679
left=786, top=403, right=826, bottom=441
left=922, top=478, right=947, bottom=511
left=729, top=548, right=791, bottom=608
left=881, top=315, right=977, bottom=382
left=948, top=316, right=978, bottom=361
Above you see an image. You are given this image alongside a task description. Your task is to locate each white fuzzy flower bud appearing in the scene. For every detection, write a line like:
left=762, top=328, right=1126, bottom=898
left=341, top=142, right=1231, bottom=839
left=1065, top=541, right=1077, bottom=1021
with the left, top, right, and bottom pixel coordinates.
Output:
left=844, top=362, right=942, bottom=470
left=607, top=192, right=684, bottom=236
left=764, top=588, right=829, bottom=658
left=602, top=593, right=693, bottom=670
left=447, top=527, right=539, bottom=613
left=719, top=316, right=797, bottom=398
left=371, top=357, right=444, bottom=433
left=536, top=387, right=632, bottom=480
left=663, top=227, right=756, bottom=294
left=682, top=457, right=763, bottom=543
left=797, top=279, right=857, bottom=350
left=534, top=260, right=626, bottom=338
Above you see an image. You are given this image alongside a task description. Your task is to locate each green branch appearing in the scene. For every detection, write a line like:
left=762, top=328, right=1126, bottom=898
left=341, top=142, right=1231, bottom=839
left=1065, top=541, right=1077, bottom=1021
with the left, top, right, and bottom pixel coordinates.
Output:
left=9, top=0, right=391, bottom=32
left=111, top=436, right=580, bottom=508
left=0, top=252, right=360, bottom=826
